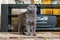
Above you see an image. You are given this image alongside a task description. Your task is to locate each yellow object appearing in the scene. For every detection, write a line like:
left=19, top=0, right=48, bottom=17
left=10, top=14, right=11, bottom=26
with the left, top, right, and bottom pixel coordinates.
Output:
left=42, top=0, right=51, bottom=4
left=42, top=9, right=52, bottom=15
left=58, top=0, right=60, bottom=4
left=53, top=9, right=60, bottom=15
left=34, top=0, right=41, bottom=4
left=11, top=17, right=18, bottom=27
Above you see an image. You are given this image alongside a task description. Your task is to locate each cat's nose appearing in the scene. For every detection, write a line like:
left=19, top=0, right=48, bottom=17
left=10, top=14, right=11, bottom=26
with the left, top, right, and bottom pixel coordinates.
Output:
left=33, top=10, right=34, bottom=12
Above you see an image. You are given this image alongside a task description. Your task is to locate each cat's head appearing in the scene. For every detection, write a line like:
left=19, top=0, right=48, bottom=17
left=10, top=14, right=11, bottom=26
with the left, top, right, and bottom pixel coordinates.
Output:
left=27, top=4, right=37, bottom=14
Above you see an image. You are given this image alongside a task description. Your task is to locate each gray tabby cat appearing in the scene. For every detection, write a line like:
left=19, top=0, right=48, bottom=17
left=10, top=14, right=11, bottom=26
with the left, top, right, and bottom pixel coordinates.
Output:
left=18, top=4, right=37, bottom=36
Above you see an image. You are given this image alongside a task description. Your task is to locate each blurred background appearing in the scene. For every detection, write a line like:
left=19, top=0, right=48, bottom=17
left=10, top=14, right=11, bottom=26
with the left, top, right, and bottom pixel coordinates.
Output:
left=0, top=0, right=60, bottom=32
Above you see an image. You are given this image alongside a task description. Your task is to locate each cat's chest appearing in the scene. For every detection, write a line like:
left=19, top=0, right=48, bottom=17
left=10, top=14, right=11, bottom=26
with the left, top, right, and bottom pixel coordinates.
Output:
left=26, top=14, right=35, bottom=20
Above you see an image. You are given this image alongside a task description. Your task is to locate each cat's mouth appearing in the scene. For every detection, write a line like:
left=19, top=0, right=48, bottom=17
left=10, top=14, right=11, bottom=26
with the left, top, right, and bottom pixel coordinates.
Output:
left=29, top=10, right=35, bottom=13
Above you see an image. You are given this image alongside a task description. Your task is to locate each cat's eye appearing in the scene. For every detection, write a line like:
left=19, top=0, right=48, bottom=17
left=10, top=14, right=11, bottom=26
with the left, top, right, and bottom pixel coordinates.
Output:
left=30, top=6, right=32, bottom=8
left=34, top=7, right=35, bottom=8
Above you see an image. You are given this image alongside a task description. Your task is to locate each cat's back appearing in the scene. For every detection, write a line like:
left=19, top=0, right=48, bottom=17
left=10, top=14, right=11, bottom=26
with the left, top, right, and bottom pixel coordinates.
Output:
left=18, top=12, right=27, bottom=25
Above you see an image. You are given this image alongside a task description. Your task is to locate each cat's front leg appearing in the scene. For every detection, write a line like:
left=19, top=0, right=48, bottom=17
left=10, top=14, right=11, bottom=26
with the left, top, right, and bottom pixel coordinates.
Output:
left=26, top=21, right=31, bottom=35
left=31, top=22, right=36, bottom=36
left=33, top=16, right=37, bottom=36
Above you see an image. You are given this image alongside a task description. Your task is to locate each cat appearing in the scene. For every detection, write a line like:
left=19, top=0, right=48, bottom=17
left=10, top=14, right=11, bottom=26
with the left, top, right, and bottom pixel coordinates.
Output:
left=18, top=4, right=37, bottom=36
